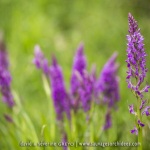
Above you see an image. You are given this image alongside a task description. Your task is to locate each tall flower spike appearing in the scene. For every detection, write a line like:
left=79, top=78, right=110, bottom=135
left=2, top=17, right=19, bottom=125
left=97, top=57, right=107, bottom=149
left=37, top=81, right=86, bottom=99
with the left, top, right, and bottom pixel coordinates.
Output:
left=70, top=43, right=87, bottom=96
left=49, top=56, right=70, bottom=120
left=126, top=13, right=149, bottom=96
left=33, top=45, right=49, bottom=75
left=0, top=38, right=14, bottom=107
left=96, top=52, right=120, bottom=107
left=96, top=53, right=119, bottom=130
left=126, top=14, right=150, bottom=149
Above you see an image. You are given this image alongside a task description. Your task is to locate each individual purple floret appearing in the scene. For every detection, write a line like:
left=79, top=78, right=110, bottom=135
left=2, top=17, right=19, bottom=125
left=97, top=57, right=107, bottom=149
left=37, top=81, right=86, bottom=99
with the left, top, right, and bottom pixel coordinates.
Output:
left=126, top=13, right=150, bottom=97
left=70, top=43, right=87, bottom=96
left=96, top=52, right=120, bottom=107
left=140, top=100, right=146, bottom=110
left=137, top=120, right=145, bottom=127
left=142, top=106, right=150, bottom=116
left=33, top=45, right=49, bottom=75
left=0, top=40, right=14, bottom=107
left=103, top=111, right=112, bottom=130
left=49, top=56, right=70, bottom=120
left=129, top=104, right=135, bottom=114
left=131, top=126, right=138, bottom=135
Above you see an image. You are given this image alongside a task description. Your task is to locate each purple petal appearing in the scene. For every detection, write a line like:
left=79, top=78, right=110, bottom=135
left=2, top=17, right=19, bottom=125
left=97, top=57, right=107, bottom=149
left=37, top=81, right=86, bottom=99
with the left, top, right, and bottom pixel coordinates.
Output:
left=138, top=120, right=145, bottom=127
left=142, top=106, right=150, bottom=116
left=128, top=104, right=135, bottom=114
left=131, top=126, right=138, bottom=135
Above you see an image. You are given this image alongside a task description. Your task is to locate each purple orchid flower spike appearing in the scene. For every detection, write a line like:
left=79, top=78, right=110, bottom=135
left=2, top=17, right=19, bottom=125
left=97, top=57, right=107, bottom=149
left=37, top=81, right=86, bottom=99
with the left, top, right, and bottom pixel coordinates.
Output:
left=70, top=43, right=87, bottom=111
left=33, top=47, right=71, bottom=120
left=72, top=43, right=86, bottom=74
left=96, top=52, right=119, bottom=130
left=0, top=37, right=14, bottom=107
left=33, top=47, right=71, bottom=146
left=33, top=45, right=44, bottom=69
left=70, top=43, right=87, bottom=96
left=126, top=13, right=150, bottom=148
left=126, top=13, right=149, bottom=97
left=49, top=56, right=70, bottom=120
left=33, top=45, right=49, bottom=75
left=96, top=52, right=120, bottom=107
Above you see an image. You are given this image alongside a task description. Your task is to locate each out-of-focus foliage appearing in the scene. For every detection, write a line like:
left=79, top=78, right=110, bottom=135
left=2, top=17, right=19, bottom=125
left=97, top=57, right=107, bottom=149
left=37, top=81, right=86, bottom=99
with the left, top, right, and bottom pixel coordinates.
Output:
left=0, top=0, right=150, bottom=149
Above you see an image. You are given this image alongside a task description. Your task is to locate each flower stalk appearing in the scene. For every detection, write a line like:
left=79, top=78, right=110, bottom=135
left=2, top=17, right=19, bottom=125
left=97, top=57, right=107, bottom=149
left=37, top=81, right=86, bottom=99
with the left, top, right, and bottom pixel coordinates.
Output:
left=137, top=97, right=142, bottom=150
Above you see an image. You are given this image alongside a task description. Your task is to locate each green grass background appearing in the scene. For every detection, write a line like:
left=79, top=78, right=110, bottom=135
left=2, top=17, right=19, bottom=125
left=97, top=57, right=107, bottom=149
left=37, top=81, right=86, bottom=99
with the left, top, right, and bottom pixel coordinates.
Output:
left=0, top=0, right=150, bottom=149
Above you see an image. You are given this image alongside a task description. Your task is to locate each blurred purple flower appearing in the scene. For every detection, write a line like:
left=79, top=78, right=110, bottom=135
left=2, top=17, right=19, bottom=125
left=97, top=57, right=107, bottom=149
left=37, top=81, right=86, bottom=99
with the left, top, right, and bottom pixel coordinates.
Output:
left=78, top=71, right=95, bottom=112
left=33, top=46, right=71, bottom=120
left=96, top=52, right=120, bottom=107
left=95, top=53, right=119, bottom=130
left=142, top=106, right=150, bottom=116
left=0, top=40, right=14, bottom=107
left=33, top=45, right=49, bottom=75
left=0, top=69, right=11, bottom=86
left=129, top=104, right=135, bottom=114
left=49, top=56, right=70, bottom=120
left=131, top=126, right=138, bottom=135
left=70, top=43, right=87, bottom=96
left=137, top=120, right=145, bottom=127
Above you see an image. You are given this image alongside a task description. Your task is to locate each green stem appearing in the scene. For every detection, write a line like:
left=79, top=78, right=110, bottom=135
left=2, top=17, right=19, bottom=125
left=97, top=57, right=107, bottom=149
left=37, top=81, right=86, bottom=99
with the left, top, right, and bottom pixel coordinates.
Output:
left=137, top=98, right=142, bottom=150
left=138, top=126, right=142, bottom=150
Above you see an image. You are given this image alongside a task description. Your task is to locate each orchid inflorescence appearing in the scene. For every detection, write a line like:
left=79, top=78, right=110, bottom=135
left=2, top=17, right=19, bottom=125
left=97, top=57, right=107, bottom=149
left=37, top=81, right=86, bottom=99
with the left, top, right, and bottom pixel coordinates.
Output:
left=33, top=43, right=120, bottom=132
left=0, top=39, right=14, bottom=108
left=126, top=13, right=150, bottom=137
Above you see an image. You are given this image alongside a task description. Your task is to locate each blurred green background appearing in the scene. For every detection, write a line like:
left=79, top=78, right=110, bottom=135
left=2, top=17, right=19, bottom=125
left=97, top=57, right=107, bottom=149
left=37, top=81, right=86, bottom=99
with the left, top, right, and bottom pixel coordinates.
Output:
left=0, top=0, right=150, bottom=149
